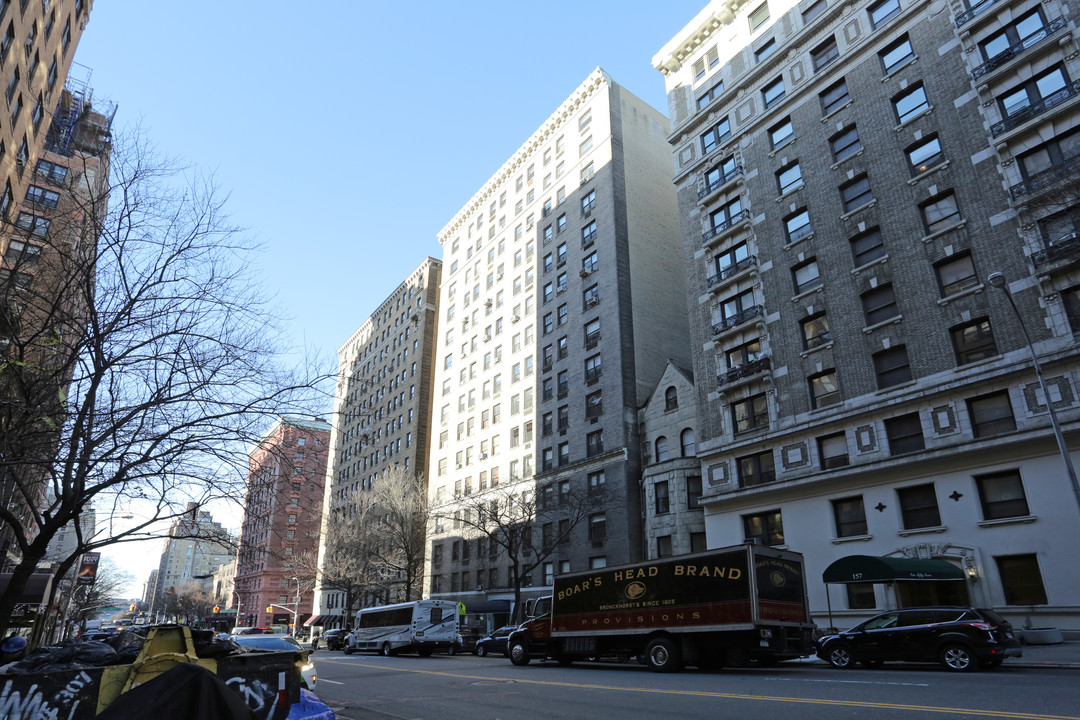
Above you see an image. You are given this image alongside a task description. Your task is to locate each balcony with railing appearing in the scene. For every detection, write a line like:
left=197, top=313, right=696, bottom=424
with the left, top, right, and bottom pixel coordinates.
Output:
left=1032, top=232, right=1080, bottom=266
left=717, top=356, right=771, bottom=388
left=702, top=209, right=750, bottom=245
left=972, top=17, right=1065, bottom=81
left=991, top=80, right=1080, bottom=137
left=1009, top=151, right=1080, bottom=198
left=711, top=305, right=764, bottom=337
left=955, top=0, right=1002, bottom=28
left=698, top=165, right=744, bottom=202
left=707, top=255, right=757, bottom=290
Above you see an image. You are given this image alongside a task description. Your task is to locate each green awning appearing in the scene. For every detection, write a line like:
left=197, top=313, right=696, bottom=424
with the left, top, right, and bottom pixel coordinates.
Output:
left=822, top=555, right=965, bottom=584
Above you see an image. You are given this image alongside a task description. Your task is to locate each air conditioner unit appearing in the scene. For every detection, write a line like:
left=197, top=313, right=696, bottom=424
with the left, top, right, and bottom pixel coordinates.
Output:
left=1051, top=231, right=1078, bottom=246
left=512, top=315, right=521, bottom=323
left=586, top=297, right=599, bottom=306
left=580, top=268, right=592, bottom=277
left=485, top=300, right=493, bottom=307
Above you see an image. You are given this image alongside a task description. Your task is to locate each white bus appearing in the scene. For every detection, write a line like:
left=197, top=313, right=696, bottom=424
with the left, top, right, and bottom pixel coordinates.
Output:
left=344, top=600, right=459, bottom=656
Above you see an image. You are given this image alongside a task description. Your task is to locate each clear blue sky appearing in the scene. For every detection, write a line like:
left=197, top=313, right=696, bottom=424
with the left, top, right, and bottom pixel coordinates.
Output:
left=77, top=1, right=706, bottom=595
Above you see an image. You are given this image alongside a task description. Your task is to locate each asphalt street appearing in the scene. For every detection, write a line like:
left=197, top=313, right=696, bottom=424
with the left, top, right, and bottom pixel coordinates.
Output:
left=305, top=649, right=1080, bottom=720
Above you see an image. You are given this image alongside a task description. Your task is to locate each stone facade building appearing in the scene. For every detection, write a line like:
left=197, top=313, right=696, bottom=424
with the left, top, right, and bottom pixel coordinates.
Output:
left=425, top=69, right=690, bottom=616
left=655, top=0, right=1080, bottom=632
left=312, top=258, right=441, bottom=628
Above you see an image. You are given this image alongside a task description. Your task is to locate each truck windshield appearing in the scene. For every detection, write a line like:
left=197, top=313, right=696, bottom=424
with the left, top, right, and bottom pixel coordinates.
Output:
left=532, top=598, right=551, bottom=617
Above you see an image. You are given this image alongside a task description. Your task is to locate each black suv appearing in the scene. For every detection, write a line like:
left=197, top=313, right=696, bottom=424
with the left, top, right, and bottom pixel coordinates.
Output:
left=321, top=628, right=349, bottom=651
left=817, top=607, right=1021, bottom=672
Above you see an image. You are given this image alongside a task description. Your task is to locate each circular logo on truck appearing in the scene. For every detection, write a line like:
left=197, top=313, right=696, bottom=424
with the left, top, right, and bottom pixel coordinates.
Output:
left=625, top=581, right=646, bottom=600
left=770, top=570, right=787, bottom=587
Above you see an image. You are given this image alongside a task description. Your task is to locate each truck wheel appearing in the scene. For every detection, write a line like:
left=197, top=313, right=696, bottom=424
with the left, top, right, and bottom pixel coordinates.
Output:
left=645, top=638, right=683, bottom=673
left=477, top=645, right=488, bottom=657
left=509, top=640, right=531, bottom=666
left=343, top=646, right=353, bottom=655
left=381, top=642, right=394, bottom=657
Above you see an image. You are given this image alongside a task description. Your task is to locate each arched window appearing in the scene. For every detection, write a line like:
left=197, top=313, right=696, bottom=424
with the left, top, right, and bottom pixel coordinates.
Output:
left=655, top=436, right=669, bottom=462
left=681, top=428, right=696, bottom=457
left=665, top=386, right=678, bottom=411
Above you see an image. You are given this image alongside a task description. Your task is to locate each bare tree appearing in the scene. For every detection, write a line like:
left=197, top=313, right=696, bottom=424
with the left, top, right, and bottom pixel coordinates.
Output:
left=368, top=468, right=428, bottom=602
left=0, top=130, right=328, bottom=638
left=62, top=557, right=132, bottom=640
left=441, top=482, right=602, bottom=622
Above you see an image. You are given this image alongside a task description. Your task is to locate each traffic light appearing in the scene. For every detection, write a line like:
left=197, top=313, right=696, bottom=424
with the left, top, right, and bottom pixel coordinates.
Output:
left=266, top=606, right=273, bottom=614
left=129, top=604, right=136, bottom=612
left=212, top=606, right=220, bottom=614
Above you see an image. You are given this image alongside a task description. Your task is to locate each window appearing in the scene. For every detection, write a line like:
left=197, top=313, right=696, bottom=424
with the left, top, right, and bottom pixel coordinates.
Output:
left=801, top=312, right=830, bottom=349
left=1000, top=65, right=1068, bottom=120
left=769, top=116, right=795, bottom=148
left=708, top=197, right=744, bottom=233
left=581, top=189, right=596, bottom=215
left=683, top=475, right=702, bottom=510
left=556, top=370, right=568, bottom=396
left=755, top=38, right=776, bottom=63
left=558, top=441, right=569, bottom=466
left=655, top=480, right=670, bottom=514
left=867, top=0, right=900, bottom=28
left=820, top=78, right=850, bottom=115
left=951, top=318, right=997, bottom=365
left=921, top=192, right=960, bottom=234
left=717, top=287, right=756, bottom=328
left=588, top=469, right=606, bottom=492
left=725, top=338, right=762, bottom=372
left=840, top=174, right=873, bottom=212
left=802, top=0, right=827, bottom=22
left=898, top=483, right=940, bottom=529
left=850, top=227, right=885, bottom=267
left=776, top=161, right=803, bottom=194
left=880, top=35, right=914, bottom=73
left=744, top=509, right=784, bottom=545
left=586, top=429, right=604, bottom=456
left=681, top=429, right=696, bottom=457
left=811, top=36, right=838, bottom=71
left=588, top=513, right=607, bottom=542
left=762, top=76, right=785, bottom=108
left=15, top=212, right=50, bottom=236
left=690, top=532, right=708, bottom=553
left=832, top=496, right=867, bottom=537
left=704, top=155, right=739, bottom=192
left=809, top=370, right=840, bottom=408
left=749, top=2, right=770, bottom=32
left=1018, top=130, right=1080, bottom=182
left=862, top=284, right=898, bottom=326
left=585, top=353, right=602, bottom=382
left=656, top=535, right=673, bottom=558
left=893, top=84, right=930, bottom=124
left=980, top=9, right=1049, bottom=64
left=830, top=125, right=861, bottom=163
left=738, top=450, right=776, bottom=488
left=976, top=470, right=1029, bottom=520
left=785, top=208, right=812, bottom=243
left=693, top=58, right=706, bottom=81
left=697, top=80, right=725, bottom=110
left=585, top=389, right=603, bottom=419
left=907, top=135, right=944, bottom=175
left=584, top=319, right=600, bottom=347
left=995, top=554, right=1047, bottom=605
left=968, top=390, right=1016, bottom=437
left=665, top=386, right=678, bottom=410
left=582, top=220, right=597, bottom=246
left=818, top=432, right=849, bottom=469
left=791, top=257, right=820, bottom=293
left=4, top=240, right=41, bottom=267
left=582, top=250, right=598, bottom=275
left=701, top=117, right=731, bottom=154
left=874, top=345, right=912, bottom=389
left=732, top=393, right=768, bottom=433
left=886, top=412, right=925, bottom=455
left=714, top=241, right=750, bottom=277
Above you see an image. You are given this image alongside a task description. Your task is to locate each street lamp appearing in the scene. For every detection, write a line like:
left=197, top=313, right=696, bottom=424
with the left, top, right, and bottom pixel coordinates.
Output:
left=987, top=272, right=1080, bottom=511
left=292, top=576, right=301, bottom=634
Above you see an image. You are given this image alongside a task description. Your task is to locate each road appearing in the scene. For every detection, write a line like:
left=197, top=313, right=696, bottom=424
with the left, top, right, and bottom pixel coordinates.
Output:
left=307, top=650, right=1080, bottom=720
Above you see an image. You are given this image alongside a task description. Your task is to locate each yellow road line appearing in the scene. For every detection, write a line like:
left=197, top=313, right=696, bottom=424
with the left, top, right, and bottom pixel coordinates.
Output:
left=317, top=658, right=1078, bottom=720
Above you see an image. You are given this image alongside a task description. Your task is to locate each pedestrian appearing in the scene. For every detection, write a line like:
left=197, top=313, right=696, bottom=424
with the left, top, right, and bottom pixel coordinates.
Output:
left=0, top=635, right=28, bottom=673
left=311, top=631, right=319, bottom=651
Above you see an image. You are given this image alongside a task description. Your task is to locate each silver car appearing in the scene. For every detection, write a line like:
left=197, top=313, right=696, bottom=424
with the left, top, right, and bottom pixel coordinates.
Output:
left=228, top=633, right=317, bottom=688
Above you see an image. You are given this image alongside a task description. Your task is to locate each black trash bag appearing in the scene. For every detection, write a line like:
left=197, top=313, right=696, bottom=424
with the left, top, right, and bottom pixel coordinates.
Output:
left=108, top=629, right=149, bottom=665
left=74, top=640, right=117, bottom=665
left=194, top=635, right=242, bottom=659
left=8, top=642, right=81, bottom=673
left=97, top=662, right=258, bottom=720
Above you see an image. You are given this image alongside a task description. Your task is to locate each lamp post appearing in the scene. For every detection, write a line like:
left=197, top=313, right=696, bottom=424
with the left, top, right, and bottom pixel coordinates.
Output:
left=292, top=576, right=301, bottom=635
left=987, top=272, right=1080, bottom=511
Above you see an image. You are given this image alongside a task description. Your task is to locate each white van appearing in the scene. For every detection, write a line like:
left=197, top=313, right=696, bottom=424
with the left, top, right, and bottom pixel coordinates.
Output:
left=344, top=600, right=459, bottom=657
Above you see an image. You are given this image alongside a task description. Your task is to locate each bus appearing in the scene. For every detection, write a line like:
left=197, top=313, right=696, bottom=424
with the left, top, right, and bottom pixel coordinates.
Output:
left=343, top=600, right=459, bottom=656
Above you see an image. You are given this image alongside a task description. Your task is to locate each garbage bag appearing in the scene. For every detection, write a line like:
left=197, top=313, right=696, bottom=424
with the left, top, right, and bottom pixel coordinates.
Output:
left=286, top=689, right=335, bottom=720
left=108, top=629, right=149, bottom=665
left=97, top=661, right=258, bottom=720
left=74, top=640, right=116, bottom=664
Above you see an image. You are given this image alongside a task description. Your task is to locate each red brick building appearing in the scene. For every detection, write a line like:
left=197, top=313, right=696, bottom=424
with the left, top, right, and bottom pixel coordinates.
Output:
left=235, top=416, right=330, bottom=629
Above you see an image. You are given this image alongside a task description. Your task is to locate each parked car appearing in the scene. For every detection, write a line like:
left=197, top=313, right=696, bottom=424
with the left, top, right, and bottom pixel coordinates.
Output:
left=816, top=607, right=1022, bottom=672
left=320, top=628, right=349, bottom=651
left=228, top=633, right=317, bottom=688
left=474, top=626, right=517, bottom=657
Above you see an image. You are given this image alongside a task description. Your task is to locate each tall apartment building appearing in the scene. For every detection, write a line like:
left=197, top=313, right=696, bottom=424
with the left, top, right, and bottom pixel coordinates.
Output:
left=425, top=69, right=689, bottom=615
left=150, top=502, right=234, bottom=615
left=235, top=416, right=330, bottom=628
left=655, top=0, right=1080, bottom=630
left=312, top=258, right=441, bottom=628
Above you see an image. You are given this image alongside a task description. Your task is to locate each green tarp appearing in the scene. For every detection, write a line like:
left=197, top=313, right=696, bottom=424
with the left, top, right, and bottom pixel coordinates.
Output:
left=822, top=555, right=965, bottom=584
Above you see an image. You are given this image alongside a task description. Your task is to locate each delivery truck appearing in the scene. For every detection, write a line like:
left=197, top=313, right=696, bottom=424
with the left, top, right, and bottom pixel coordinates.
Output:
left=506, top=544, right=815, bottom=672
